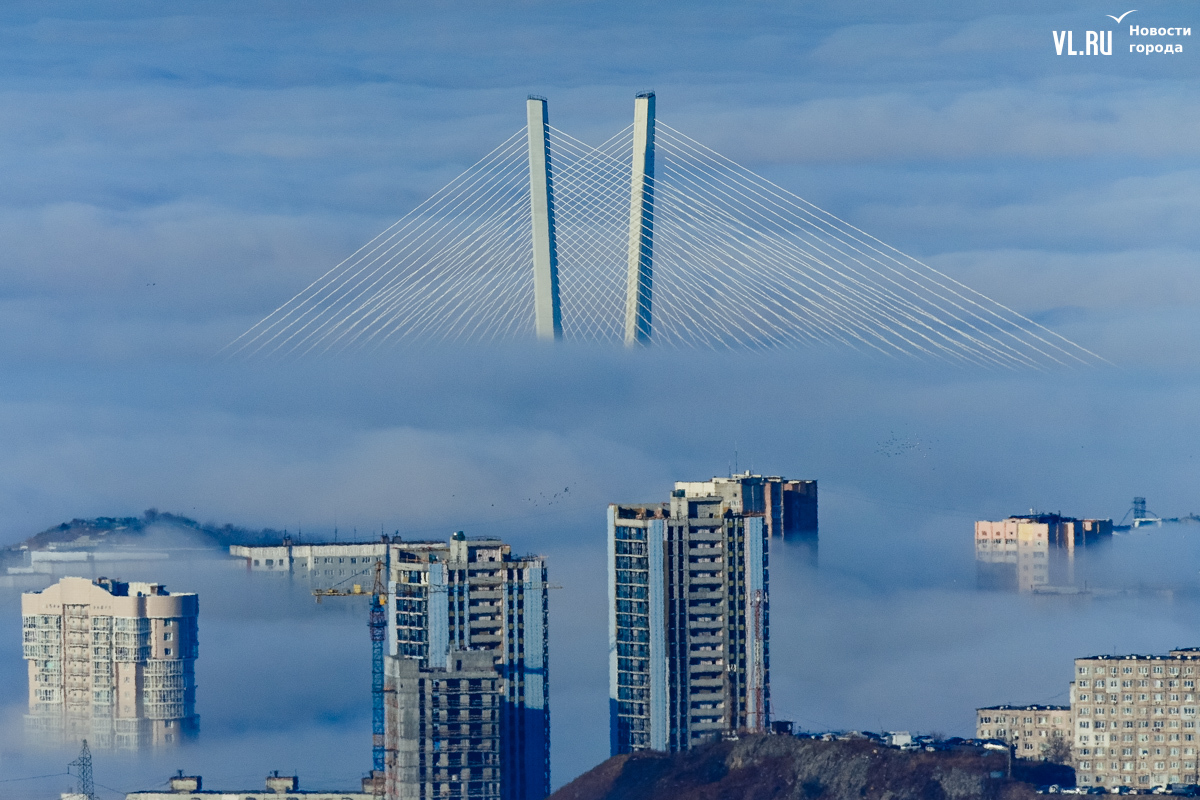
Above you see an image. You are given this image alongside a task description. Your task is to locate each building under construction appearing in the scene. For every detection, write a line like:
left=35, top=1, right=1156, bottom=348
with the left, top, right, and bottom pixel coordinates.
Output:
left=382, top=534, right=548, bottom=800
left=608, top=482, right=771, bottom=754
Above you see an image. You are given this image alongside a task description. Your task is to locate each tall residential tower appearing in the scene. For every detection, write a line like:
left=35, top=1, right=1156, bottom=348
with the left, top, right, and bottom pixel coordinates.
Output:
left=608, top=483, right=771, bottom=755
left=21, top=576, right=198, bottom=750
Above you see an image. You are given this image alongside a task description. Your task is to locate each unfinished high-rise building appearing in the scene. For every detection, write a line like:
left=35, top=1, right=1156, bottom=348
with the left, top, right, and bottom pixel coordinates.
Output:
left=21, top=576, right=198, bottom=750
left=382, top=533, right=548, bottom=800
left=608, top=485, right=770, bottom=755
left=675, top=472, right=817, bottom=562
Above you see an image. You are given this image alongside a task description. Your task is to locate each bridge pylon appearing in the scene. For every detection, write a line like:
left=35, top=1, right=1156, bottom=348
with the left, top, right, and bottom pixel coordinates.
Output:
left=526, top=96, right=562, bottom=341
left=624, top=91, right=656, bottom=347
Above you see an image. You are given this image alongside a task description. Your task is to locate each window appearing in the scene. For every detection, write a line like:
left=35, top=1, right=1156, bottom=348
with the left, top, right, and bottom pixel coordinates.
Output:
left=164, top=632, right=172, bottom=641
left=164, top=648, right=172, bottom=656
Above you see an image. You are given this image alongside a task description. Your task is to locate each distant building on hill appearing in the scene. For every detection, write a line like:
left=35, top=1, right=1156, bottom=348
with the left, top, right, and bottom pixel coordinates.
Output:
left=22, top=576, right=198, bottom=750
left=974, top=513, right=1112, bottom=592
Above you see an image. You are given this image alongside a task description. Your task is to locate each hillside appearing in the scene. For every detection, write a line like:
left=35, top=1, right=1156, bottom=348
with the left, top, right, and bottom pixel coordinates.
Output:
left=550, top=735, right=1047, bottom=800
left=6, top=508, right=285, bottom=553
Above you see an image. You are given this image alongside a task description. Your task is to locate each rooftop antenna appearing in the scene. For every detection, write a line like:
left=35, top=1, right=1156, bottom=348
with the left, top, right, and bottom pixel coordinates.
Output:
left=68, top=739, right=95, bottom=800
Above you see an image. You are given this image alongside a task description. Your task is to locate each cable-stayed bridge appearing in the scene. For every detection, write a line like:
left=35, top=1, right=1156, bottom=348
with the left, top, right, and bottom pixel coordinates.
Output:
left=228, top=93, right=1103, bottom=368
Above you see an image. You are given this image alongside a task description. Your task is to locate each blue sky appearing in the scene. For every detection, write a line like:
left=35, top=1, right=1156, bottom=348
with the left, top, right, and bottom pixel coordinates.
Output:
left=1, top=0, right=1199, bottom=795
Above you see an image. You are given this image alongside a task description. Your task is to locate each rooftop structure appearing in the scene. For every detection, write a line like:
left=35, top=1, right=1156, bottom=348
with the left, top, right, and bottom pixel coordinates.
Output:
left=22, top=576, right=198, bottom=750
left=675, top=472, right=818, bottom=541
left=125, top=771, right=372, bottom=799
left=608, top=487, right=769, bottom=755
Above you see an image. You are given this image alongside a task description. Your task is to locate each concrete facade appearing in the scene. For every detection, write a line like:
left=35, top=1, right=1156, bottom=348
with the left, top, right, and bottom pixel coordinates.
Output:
left=230, top=535, right=547, bottom=800
left=608, top=487, right=770, bottom=755
left=976, top=704, right=1073, bottom=759
left=383, top=534, right=548, bottom=800
left=1072, top=652, right=1200, bottom=789
left=386, top=650, right=501, bottom=800
left=22, top=576, right=198, bottom=750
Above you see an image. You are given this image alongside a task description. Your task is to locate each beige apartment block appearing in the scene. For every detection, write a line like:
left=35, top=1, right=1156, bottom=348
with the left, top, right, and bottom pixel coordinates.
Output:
left=974, top=514, right=1112, bottom=592
left=22, top=576, right=198, bottom=750
left=976, top=704, right=1072, bottom=759
left=1072, top=652, right=1200, bottom=789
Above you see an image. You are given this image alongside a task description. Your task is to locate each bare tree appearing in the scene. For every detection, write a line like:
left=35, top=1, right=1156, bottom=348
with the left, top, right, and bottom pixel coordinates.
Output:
left=1041, top=731, right=1073, bottom=765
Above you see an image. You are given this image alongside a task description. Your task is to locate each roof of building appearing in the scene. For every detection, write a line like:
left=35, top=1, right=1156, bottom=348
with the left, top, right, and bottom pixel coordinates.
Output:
left=1078, top=652, right=1200, bottom=661
left=977, top=704, right=1070, bottom=711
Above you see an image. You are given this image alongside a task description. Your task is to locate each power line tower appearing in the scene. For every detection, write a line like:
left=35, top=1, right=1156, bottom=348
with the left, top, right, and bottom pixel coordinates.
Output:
left=68, top=739, right=95, bottom=800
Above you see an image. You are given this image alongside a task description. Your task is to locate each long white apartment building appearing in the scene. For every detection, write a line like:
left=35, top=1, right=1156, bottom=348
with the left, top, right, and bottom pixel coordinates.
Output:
left=22, top=576, right=198, bottom=750
left=230, top=539, right=386, bottom=589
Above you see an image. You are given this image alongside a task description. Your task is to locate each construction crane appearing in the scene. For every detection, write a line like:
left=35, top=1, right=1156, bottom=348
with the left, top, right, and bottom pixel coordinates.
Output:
left=315, top=560, right=389, bottom=794
left=314, top=550, right=557, bottom=796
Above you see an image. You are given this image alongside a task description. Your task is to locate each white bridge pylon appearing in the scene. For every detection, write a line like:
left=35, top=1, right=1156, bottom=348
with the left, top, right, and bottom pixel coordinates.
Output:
left=226, top=93, right=1105, bottom=368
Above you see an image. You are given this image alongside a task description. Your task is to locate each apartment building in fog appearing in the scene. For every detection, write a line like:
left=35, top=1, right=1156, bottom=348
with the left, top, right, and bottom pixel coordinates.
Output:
left=22, top=576, right=198, bottom=750
left=974, top=513, right=1112, bottom=592
left=608, top=485, right=769, bottom=755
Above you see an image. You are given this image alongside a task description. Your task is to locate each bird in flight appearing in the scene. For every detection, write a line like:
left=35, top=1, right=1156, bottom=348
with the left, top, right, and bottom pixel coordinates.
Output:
left=1107, top=10, right=1136, bottom=23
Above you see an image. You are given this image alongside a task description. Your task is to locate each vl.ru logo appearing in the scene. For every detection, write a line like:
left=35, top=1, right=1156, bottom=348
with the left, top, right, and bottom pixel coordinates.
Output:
left=1053, top=29, right=1113, bottom=55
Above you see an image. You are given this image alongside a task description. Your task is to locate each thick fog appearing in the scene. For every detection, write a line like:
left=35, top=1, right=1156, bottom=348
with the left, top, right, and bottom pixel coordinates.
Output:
left=2, top=0, right=1200, bottom=796
left=4, top=359, right=1200, bottom=798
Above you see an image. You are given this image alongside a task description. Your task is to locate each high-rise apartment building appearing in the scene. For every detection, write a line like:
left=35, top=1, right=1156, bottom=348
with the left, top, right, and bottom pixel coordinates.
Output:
left=382, top=533, right=548, bottom=800
left=1072, top=651, right=1200, bottom=790
left=22, top=576, right=198, bottom=750
left=975, top=513, right=1112, bottom=592
left=607, top=487, right=769, bottom=756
